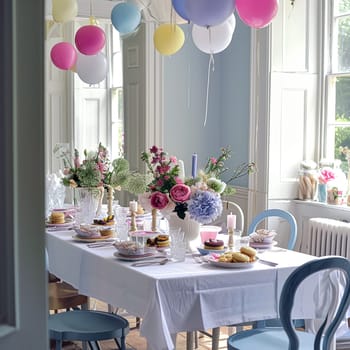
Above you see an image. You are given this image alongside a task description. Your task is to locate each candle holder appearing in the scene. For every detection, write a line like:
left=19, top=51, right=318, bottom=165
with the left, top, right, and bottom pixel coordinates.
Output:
left=130, top=210, right=137, bottom=232
left=228, top=227, right=234, bottom=251
left=151, top=208, right=158, bottom=232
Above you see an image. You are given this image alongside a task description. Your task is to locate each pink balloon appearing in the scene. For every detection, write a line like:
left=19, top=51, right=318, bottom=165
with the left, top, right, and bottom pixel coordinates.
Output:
left=235, top=0, right=279, bottom=29
left=50, top=42, right=77, bottom=70
left=75, top=25, right=106, bottom=55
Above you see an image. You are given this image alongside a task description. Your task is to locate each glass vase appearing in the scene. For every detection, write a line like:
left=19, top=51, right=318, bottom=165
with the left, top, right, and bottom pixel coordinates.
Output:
left=317, top=183, right=327, bottom=203
left=75, top=186, right=104, bottom=224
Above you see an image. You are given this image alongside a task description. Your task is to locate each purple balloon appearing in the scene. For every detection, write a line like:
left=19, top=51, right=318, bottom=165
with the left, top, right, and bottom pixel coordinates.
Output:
left=185, top=0, right=235, bottom=27
left=172, top=0, right=190, bottom=21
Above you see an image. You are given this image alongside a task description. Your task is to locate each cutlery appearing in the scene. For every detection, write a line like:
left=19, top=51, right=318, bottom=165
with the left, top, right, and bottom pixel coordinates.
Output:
left=132, top=258, right=169, bottom=267
left=87, top=239, right=116, bottom=247
left=192, top=254, right=203, bottom=264
left=258, top=259, right=278, bottom=267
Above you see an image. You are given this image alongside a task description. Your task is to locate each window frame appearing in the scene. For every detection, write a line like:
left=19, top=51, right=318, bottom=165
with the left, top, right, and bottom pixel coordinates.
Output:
left=324, top=0, right=350, bottom=166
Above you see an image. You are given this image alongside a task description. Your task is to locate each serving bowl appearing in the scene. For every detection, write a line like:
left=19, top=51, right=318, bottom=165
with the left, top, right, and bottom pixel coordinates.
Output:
left=249, top=229, right=277, bottom=243
left=113, top=241, right=146, bottom=256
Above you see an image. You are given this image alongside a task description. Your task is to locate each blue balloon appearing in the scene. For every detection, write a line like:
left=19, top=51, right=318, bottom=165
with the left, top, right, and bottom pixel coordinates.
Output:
left=185, top=0, right=235, bottom=27
left=172, top=0, right=190, bottom=21
left=111, top=3, right=141, bottom=34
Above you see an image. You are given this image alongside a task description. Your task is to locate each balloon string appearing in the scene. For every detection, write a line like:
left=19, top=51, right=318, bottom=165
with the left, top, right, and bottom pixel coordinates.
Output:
left=170, top=3, right=174, bottom=26
left=208, top=26, right=213, bottom=55
left=204, top=54, right=215, bottom=127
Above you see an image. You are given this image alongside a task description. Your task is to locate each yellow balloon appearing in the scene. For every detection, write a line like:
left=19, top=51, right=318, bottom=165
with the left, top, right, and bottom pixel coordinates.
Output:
left=52, top=0, right=78, bottom=23
left=153, top=24, right=185, bottom=56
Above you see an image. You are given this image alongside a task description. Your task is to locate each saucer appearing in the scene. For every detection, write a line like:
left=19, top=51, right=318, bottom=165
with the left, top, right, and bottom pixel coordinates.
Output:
left=249, top=240, right=278, bottom=249
left=113, top=251, right=157, bottom=261
left=197, top=246, right=227, bottom=255
left=72, top=233, right=114, bottom=242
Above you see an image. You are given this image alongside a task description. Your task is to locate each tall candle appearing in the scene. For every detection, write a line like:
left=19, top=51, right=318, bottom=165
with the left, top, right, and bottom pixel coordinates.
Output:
left=178, top=160, right=185, bottom=182
left=191, top=153, right=197, bottom=178
left=129, top=200, right=138, bottom=212
left=227, top=213, right=236, bottom=230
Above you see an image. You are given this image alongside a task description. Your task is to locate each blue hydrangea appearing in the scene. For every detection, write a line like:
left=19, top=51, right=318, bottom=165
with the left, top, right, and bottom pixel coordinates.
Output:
left=188, top=190, right=223, bottom=224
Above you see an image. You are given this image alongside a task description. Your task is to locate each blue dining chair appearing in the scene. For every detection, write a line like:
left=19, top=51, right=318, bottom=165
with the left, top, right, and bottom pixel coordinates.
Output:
left=46, top=249, right=130, bottom=350
left=227, top=256, right=350, bottom=350
left=48, top=310, right=130, bottom=350
left=248, top=209, right=299, bottom=329
left=199, top=209, right=298, bottom=350
left=247, top=208, right=297, bottom=250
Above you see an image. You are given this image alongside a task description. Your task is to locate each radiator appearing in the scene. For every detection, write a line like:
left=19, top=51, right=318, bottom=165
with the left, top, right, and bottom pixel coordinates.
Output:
left=307, top=218, right=350, bottom=258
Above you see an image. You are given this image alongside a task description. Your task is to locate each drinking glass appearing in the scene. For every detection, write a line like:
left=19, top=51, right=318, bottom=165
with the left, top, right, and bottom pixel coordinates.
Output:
left=170, top=240, right=186, bottom=262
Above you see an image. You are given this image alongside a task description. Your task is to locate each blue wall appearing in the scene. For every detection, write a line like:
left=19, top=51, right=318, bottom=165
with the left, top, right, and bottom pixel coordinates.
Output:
left=164, top=18, right=251, bottom=187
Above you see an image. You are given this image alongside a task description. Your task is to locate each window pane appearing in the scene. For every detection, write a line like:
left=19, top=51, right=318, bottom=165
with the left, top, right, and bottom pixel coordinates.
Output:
left=335, top=126, right=350, bottom=173
left=335, top=0, right=350, bottom=14
left=327, top=77, right=350, bottom=173
left=336, top=76, right=350, bottom=118
left=336, top=17, right=350, bottom=71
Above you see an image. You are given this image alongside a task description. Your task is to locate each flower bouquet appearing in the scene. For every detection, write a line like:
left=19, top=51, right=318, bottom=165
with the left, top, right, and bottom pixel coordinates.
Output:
left=54, top=143, right=148, bottom=223
left=139, top=145, right=255, bottom=225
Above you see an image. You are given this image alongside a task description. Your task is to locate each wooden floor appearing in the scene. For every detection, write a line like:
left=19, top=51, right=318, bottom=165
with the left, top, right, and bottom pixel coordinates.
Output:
left=58, top=298, right=231, bottom=350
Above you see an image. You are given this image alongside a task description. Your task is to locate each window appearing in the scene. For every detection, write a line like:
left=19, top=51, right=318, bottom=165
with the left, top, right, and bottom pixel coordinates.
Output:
left=73, top=18, right=124, bottom=161
left=110, top=26, right=124, bottom=158
left=326, top=0, right=350, bottom=173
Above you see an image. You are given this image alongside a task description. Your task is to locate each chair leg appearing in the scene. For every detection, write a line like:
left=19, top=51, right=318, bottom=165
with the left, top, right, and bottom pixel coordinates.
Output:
left=55, top=340, right=62, bottom=350
left=186, top=331, right=194, bottom=350
left=211, top=327, right=220, bottom=350
left=88, top=341, right=101, bottom=350
left=114, top=336, right=126, bottom=350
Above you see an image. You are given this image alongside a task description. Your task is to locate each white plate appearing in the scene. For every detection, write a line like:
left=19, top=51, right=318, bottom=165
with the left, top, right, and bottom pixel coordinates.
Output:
left=72, top=233, right=114, bottom=242
left=129, top=231, right=160, bottom=238
left=46, top=220, right=74, bottom=228
left=197, top=247, right=227, bottom=255
left=207, top=256, right=258, bottom=269
left=113, top=251, right=158, bottom=261
left=249, top=240, right=278, bottom=249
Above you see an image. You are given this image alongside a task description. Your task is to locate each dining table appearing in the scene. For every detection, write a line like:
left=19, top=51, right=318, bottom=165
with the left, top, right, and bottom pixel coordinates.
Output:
left=46, top=229, right=322, bottom=350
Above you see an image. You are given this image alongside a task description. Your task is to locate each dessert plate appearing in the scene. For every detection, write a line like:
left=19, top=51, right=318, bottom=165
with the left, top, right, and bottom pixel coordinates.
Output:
left=72, top=233, right=114, bottom=242
left=46, top=220, right=74, bottom=228
left=197, top=246, right=227, bottom=255
left=129, top=231, right=160, bottom=238
left=113, top=251, right=160, bottom=261
left=207, top=256, right=258, bottom=269
left=249, top=240, right=278, bottom=249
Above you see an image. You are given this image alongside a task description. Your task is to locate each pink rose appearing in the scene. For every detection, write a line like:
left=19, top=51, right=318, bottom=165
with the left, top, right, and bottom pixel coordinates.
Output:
left=150, top=191, right=169, bottom=210
left=169, top=156, right=177, bottom=163
left=170, top=184, right=191, bottom=203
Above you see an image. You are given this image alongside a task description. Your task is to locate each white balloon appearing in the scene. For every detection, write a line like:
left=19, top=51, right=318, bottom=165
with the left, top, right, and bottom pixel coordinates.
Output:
left=192, top=14, right=236, bottom=54
left=76, top=52, right=108, bottom=84
left=226, top=13, right=236, bottom=31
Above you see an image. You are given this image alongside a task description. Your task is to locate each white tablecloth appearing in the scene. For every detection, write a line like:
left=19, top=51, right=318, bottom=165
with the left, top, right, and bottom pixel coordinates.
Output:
left=46, top=230, right=320, bottom=350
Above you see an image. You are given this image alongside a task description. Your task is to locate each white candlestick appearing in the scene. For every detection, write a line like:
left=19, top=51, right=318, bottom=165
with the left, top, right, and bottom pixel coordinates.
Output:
left=178, top=160, right=185, bottom=182
left=227, top=213, right=236, bottom=230
left=129, top=200, right=138, bottom=212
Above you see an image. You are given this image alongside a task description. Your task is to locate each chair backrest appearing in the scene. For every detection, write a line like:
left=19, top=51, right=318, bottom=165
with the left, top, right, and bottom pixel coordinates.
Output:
left=211, top=200, right=245, bottom=232
left=247, top=209, right=297, bottom=250
left=280, top=256, right=350, bottom=350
